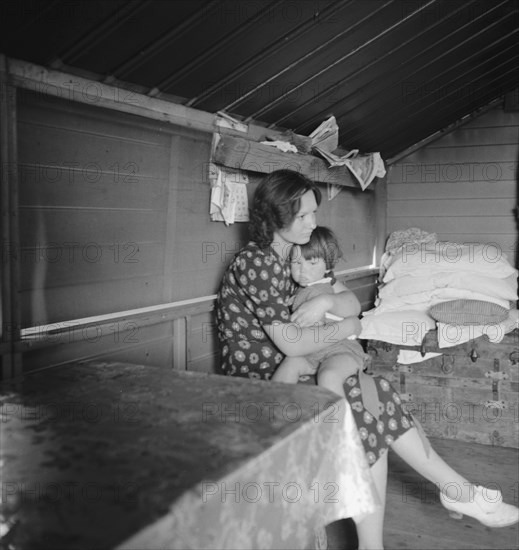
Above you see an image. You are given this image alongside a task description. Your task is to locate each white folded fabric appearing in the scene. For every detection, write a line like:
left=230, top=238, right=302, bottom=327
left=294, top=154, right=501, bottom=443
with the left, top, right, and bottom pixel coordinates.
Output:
left=383, top=242, right=517, bottom=282
left=378, top=271, right=518, bottom=302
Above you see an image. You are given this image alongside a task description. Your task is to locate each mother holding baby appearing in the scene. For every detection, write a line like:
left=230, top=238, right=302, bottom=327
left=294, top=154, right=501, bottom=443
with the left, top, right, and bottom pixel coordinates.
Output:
left=215, top=169, right=518, bottom=549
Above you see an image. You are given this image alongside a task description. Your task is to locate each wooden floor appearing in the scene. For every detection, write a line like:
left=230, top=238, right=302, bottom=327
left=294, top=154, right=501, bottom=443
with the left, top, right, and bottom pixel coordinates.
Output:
left=325, top=437, right=518, bottom=549
left=384, top=437, right=519, bottom=550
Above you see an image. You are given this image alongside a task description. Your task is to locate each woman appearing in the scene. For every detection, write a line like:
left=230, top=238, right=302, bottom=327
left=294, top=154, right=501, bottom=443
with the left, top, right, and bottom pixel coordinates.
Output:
left=215, top=170, right=518, bottom=549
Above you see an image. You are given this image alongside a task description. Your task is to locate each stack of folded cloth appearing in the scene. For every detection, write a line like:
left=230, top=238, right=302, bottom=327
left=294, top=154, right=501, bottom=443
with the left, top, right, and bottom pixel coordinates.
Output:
left=360, top=228, right=519, bottom=348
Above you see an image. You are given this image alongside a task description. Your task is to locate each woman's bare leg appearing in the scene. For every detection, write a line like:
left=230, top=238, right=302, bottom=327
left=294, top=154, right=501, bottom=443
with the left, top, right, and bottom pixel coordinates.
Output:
left=391, top=426, right=471, bottom=501
left=390, top=426, right=519, bottom=527
left=354, top=452, right=388, bottom=550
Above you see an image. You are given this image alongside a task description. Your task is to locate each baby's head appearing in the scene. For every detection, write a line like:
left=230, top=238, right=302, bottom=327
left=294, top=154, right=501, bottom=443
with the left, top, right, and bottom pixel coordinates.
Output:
left=290, top=226, right=343, bottom=286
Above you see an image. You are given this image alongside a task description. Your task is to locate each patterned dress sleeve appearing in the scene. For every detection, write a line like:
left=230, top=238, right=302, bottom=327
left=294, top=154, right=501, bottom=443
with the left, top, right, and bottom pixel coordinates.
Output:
left=228, top=247, right=292, bottom=327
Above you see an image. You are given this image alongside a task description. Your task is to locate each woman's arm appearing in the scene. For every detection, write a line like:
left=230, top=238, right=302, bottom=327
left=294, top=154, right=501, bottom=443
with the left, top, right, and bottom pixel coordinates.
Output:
left=290, top=280, right=361, bottom=326
left=264, top=316, right=361, bottom=357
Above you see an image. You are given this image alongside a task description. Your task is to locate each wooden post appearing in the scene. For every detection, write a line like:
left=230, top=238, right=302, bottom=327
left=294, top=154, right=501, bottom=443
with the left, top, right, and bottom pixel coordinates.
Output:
left=0, top=54, right=22, bottom=378
left=373, top=174, right=388, bottom=268
left=164, top=136, right=181, bottom=369
left=172, top=317, right=187, bottom=370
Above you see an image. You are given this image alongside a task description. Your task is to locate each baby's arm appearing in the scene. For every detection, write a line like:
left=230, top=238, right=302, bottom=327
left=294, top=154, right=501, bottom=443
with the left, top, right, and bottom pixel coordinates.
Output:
left=291, top=280, right=361, bottom=328
left=272, top=356, right=316, bottom=384
left=324, top=311, right=356, bottom=341
left=328, top=280, right=362, bottom=318
left=328, top=281, right=361, bottom=340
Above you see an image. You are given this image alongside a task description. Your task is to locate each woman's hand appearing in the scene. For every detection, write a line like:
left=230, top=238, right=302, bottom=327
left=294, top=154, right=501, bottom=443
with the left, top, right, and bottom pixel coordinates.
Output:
left=290, top=294, right=333, bottom=327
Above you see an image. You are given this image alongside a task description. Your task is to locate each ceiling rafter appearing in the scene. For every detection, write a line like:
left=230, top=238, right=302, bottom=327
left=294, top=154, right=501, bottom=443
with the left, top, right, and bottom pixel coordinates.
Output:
left=110, top=0, right=222, bottom=81
left=373, top=53, right=519, bottom=154
left=19, top=0, right=62, bottom=33
left=187, top=0, right=350, bottom=108
left=379, top=74, right=518, bottom=157
left=293, top=0, right=514, bottom=135
left=50, top=0, right=149, bottom=68
left=247, top=0, right=438, bottom=122
left=148, top=0, right=281, bottom=98
left=271, top=0, right=481, bottom=128
left=221, top=0, right=396, bottom=115
left=337, top=12, right=518, bottom=146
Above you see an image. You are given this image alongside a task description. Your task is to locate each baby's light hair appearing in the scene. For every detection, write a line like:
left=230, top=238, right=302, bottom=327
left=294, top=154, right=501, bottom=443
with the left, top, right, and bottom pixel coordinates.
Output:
left=293, top=226, right=343, bottom=270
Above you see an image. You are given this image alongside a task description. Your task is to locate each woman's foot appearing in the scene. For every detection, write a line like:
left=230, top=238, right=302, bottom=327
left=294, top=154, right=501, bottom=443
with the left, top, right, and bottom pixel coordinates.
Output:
left=440, top=485, right=519, bottom=528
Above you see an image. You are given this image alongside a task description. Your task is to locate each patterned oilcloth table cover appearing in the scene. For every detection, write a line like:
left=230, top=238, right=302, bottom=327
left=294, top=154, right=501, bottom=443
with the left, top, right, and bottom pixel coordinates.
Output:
left=0, top=361, right=378, bottom=550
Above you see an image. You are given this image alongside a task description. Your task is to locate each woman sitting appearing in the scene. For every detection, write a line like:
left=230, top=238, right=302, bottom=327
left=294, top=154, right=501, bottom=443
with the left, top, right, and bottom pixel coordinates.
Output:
left=215, top=169, right=519, bottom=549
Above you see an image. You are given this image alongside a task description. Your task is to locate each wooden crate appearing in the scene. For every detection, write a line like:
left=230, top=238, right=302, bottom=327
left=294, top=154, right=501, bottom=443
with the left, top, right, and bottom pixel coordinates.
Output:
left=365, top=330, right=519, bottom=448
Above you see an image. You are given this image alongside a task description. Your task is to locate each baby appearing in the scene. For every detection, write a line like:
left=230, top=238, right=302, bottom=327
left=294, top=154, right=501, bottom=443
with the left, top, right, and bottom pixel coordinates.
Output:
left=272, top=226, right=368, bottom=398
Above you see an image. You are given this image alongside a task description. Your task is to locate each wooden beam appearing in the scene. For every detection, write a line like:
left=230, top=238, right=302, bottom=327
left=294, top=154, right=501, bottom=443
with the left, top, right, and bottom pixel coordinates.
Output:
left=213, top=135, right=358, bottom=188
left=8, top=57, right=215, bottom=132
left=6, top=57, right=289, bottom=143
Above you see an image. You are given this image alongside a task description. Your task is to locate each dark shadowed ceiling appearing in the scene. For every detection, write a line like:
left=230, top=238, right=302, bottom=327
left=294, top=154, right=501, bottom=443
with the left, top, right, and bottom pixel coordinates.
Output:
left=1, top=0, right=518, bottom=160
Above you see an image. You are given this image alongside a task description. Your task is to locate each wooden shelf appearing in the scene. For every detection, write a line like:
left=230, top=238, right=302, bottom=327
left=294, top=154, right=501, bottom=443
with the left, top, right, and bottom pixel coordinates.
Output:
left=213, top=135, right=361, bottom=189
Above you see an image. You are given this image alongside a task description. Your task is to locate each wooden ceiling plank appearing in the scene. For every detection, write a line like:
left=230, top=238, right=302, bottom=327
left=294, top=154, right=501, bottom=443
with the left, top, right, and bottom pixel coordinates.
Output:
left=296, top=0, right=513, bottom=138
left=111, top=0, right=222, bottom=81
left=150, top=0, right=281, bottom=96
left=348, top=37, right=519, bottom=151
left=215, top=0, right=395, bottom=114
left=334, top=12, right=517, bottom=150
left=52, top=0, right=148, bottom=67
left=248, top=0, right=438, bottom=122
left=236, top=0, right=397, bottom=120
left=187, top=0, right=349, bottom=109
left=381, top=72, right=518, bottom=161
left=273, top=0, right=481, bottom=129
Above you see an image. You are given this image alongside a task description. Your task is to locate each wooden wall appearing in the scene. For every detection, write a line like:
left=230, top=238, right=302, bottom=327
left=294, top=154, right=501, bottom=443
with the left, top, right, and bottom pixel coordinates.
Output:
left=18, top=90, right=238, bottom=325
left=9, top=88, right=379, bottom=376
left=386, top=105, right=518, bottom=268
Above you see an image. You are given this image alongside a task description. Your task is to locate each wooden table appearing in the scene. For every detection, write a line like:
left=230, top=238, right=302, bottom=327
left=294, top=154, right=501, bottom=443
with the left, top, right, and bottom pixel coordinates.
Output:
left=0, top=362, right=378, bottom=549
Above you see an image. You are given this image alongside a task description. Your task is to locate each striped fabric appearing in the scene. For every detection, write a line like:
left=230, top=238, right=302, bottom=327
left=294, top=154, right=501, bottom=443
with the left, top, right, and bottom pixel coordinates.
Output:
left=429, top=299, right=509, bottom=325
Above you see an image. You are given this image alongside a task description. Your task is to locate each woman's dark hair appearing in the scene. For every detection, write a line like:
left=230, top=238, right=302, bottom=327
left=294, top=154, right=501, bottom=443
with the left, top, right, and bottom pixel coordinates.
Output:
left=249, top=170, right=321, bottom=248
left=295, top=226, right=343, bottom=270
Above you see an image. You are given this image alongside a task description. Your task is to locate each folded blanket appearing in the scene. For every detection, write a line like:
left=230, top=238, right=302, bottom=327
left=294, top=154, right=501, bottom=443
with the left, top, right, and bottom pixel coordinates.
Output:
left=379, top=271, right=518, bottom=302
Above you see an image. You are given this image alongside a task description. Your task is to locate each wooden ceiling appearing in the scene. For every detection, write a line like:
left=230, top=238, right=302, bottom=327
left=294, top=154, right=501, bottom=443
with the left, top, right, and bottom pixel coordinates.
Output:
left=1, top=0, right=518, bottom=160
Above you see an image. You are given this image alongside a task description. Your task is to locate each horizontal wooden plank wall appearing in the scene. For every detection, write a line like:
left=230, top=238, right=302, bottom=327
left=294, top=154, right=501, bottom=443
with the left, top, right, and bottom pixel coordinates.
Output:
left=16, top=266, right=378, bottom=377
left=17, top=299, right=217, bottom=375
left=386, top=105, right=518, bottom=268
left=13, top=91, right=235, bottom=374
left=18, top=92, right=173, bottom=324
